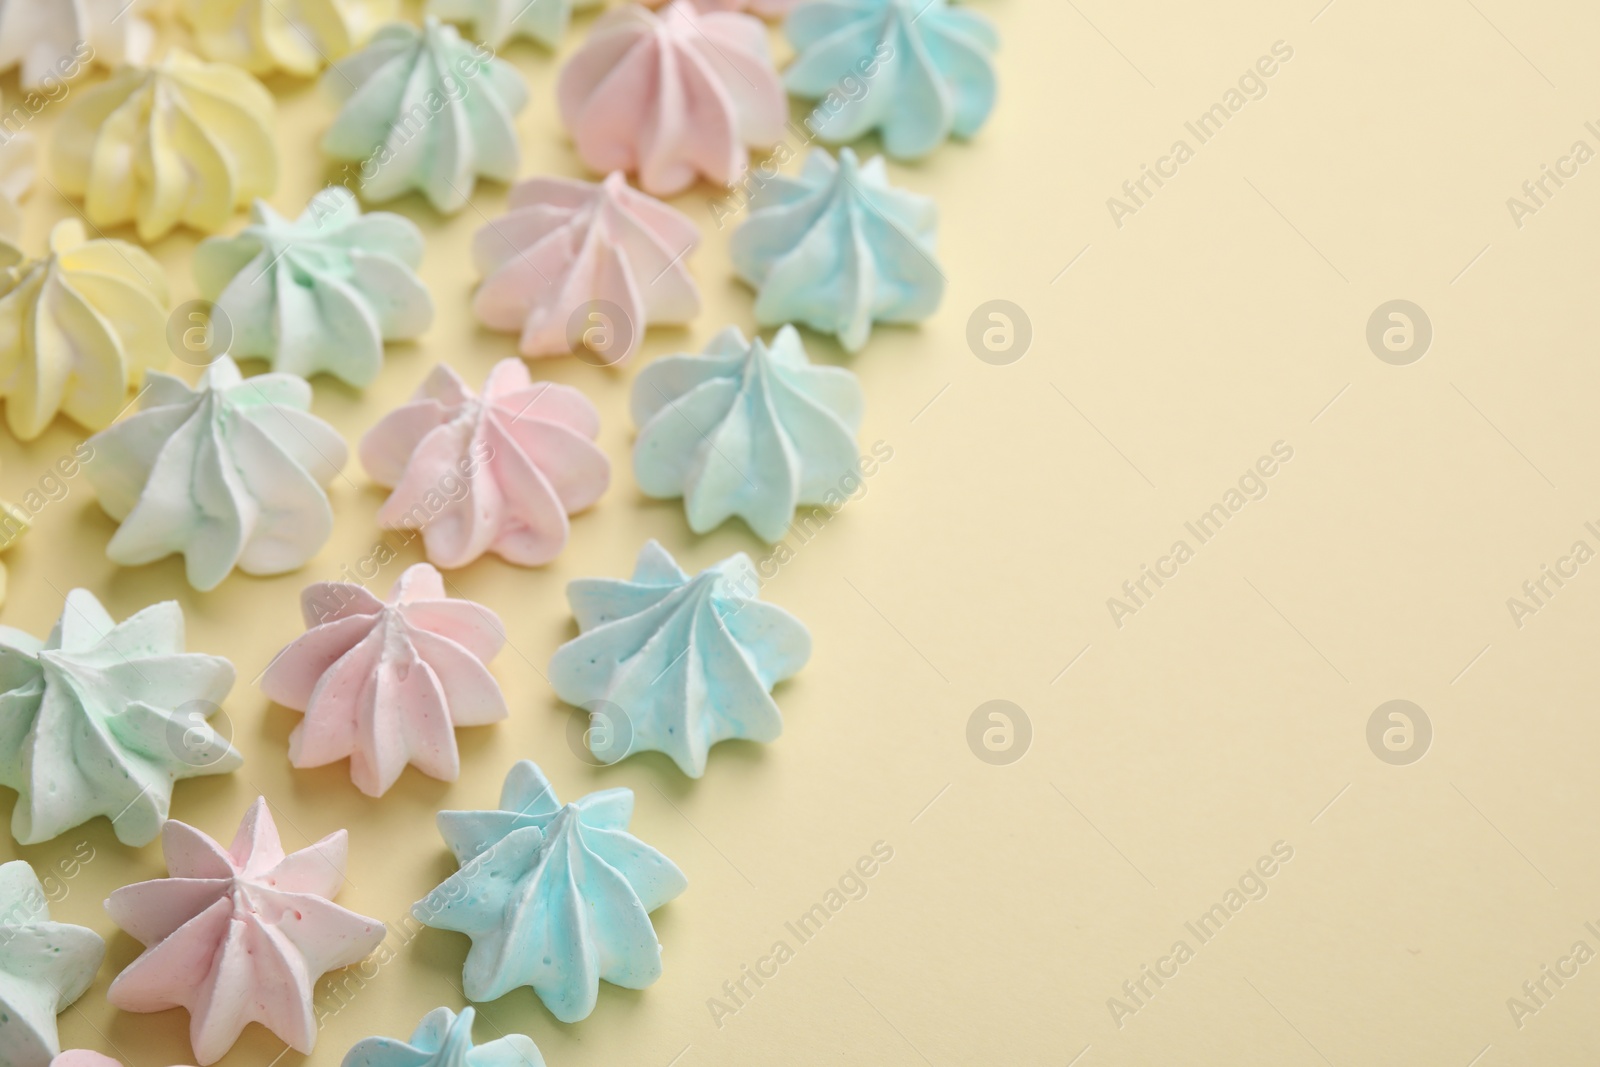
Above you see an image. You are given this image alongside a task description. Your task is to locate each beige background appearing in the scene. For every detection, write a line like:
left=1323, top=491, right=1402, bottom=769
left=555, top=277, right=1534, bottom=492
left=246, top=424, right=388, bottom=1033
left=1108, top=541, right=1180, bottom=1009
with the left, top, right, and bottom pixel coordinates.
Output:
left=2, top=0, right=1598, bottom=1064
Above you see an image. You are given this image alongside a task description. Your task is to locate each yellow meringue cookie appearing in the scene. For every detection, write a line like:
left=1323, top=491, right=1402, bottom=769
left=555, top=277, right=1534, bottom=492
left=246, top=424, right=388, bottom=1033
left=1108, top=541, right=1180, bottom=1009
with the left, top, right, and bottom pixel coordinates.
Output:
left=50, top=50, right=277, bottom=242
left=0, top=498, right=27, bottom=606
left=0, top=125, right=34, bottom=241
left=182, top=0, right=396, bottom=77
left=0, top=219, right=170, bottom=441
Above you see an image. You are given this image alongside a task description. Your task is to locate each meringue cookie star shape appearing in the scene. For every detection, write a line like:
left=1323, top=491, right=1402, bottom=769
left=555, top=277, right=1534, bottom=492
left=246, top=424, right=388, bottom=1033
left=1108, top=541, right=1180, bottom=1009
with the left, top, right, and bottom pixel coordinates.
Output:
left=183, top=0, right=394, bottom=77
left=194, top=187, right=432, bottom=387
left=632, top=325, right=863, bottom=540
left=262, top=563, right=508, bottom=797
left=414, top=760, right=686, bottom=1022
left=343, top=1006, right=546, bottom=1067
left=785, top=0, right=998, bottom=159
left=0, top=219, right=170, bottom=441
left=322, top=18, right=528, bottom=214
left=0, top=862, right=106, bottom=1067
left=0, top=0, right=153, bottom=90
left=550, top=540, right=811, bottom=776
left=360, top=361, right=609, bottom=569
left=84, top=356, right=348, bottom=592
left=472, top=172, right=700, bottom=363
left=51, top=49, right=277, bottom=241
left=427, top=0, right=601, bottom=49
left=732, top=148, right=943, bottom=352
left=107, top=798, right=387, bottom=1065
left=0, top=589, right=240, bottom=847
left=557, top=1, right=787, bottom=196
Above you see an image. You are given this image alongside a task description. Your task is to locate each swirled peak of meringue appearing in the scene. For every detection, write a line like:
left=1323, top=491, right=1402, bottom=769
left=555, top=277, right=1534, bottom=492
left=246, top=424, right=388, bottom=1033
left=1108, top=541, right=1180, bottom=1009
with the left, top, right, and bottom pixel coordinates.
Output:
left=183, top=0, right=395, bottom=77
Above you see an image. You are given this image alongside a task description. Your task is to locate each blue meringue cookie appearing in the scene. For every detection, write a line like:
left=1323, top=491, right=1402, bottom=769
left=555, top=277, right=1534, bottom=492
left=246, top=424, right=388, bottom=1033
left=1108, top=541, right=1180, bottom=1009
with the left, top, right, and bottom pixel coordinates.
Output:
left=549, top=540, right=811, bottom=777
left=731, top=148, right=943, bottom=352
left=413, top=759, right=687, bottom=1023
left=194, top=187, right=433, bottom=387
left=785, top=0, right=998, bottom=159
left=343, top=1006, right=545, bottom=1067
left=632, top=324, right=863, bottom=540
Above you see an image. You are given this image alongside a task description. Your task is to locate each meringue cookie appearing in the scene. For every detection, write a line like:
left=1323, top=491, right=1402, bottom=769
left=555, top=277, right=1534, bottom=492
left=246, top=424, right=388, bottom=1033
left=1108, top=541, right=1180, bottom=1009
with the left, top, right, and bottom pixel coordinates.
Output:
left=732, top=148, right=942, bottom=351
left=0, top=1, right=152, bottom=90
left=322, top=18, right=527, bottom=214
left=262, top=563, right=508, bottom=797
left=427, top=0, right=601, bottom=49
left=83, top=356, right=348, bottom=592
left=342, top=1006, right=545, bottom=1067
left=53, top=1054, right=194, bottom=1067
left=0, top=130, right=34, bottom=240
left=0, top=497, right=27, bottom=605
left=646, top=0, right=798, bottom=13
left=550, top=539, right=810, bottom=776
left=107, top=798, right=387, bottom=1065
left=632, top=325, right=862, bottom=539
left=0, top=589, right=240, bottom=847
left=51, top=50, right=276, bottom=241
left=414, top=759, right=686, bottom=1021
left=360, top=361, right=608, bottom=568
left=557, top=1, right=787, bottom=196
left=194, top=187, right=432, bottom=387
left=785, top=0, right=998, bottom=159
left=0, top=862, right=106, bottom=1067
left=0, top=219, right=169, bottom=441
left=183, top=0, right=394, bottom=77
left=472, top=171, right=699, bottom=363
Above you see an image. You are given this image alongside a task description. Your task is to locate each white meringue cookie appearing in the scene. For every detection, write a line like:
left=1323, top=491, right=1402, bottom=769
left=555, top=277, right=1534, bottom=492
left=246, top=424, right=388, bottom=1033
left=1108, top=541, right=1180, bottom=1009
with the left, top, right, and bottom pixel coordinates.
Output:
left=51, top=49, right=277, bottom=242
left=182, top=0, right=395, bottom=77
left=0, top=0, right=152, bottom=90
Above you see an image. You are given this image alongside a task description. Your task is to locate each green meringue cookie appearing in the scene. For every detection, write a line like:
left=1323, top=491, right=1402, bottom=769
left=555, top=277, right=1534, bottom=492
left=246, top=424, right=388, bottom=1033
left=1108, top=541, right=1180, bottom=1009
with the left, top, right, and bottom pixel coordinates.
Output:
left=0, top=861, right=106, bottom=1067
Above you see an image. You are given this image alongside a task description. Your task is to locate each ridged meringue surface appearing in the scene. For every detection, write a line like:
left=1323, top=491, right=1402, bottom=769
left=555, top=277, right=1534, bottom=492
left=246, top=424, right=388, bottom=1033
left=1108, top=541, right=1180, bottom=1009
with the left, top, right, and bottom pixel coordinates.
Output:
left=0, top=1, right=152, bottom=89
left=557, top=1, right=787, bottom=196
left=427, top=0, right=602, bottom=49
left=0, top=589, right=240, bottom=847
left=53, top=1053, right=193, bottom=1067
left=0, top=496, right=27, bottom=606
left=343, top=1006, right=546, bottom=1067
left=322, top=18, right=527, bottom=214
left=360, top=360, right=609, bottom=568
left=106, top=798, right=387, bottom=1065
left=550, top=539, right=811, bottom=776
left=785, top=0, right=998, bottom=159
left=194, top=187, right=432, bottom=387
left=632, top=325, right=863, bottom=539
left=262, top=563, right=508, bottom=797
left=83, top=356, right=349, bottom=592
left=646, top=0, right=799, bottom=13
left=51, top=50, right=277, bottom=241
left=183, top=0, right=394, bottom=77
left=414, top=759, right=687, bottom=1022
left=472, top=171, right=699, bottom=363
left=0, top=862, right=106, bottom=1067
left=732, top=147, right=942, bottom=351
left=0, top=130, right=34, bottom=240
left=0, top=219, right=169, bottom=441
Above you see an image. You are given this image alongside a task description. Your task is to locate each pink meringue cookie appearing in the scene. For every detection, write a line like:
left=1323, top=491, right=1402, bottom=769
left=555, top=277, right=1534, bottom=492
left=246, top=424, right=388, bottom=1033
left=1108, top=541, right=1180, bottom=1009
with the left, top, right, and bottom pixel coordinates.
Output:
left=54, top=1055, right=192, bottom=1067
left=262, top=563, right=508, bottom=797
left=557, top=1, right=786, bottom=196
left=360, top=361, right=609, bottom=568
left=644, top=0, right=798, bottom=13
left=473, top=171, right=700, bottom=364
left=105, top=798, right=386, bottom=1066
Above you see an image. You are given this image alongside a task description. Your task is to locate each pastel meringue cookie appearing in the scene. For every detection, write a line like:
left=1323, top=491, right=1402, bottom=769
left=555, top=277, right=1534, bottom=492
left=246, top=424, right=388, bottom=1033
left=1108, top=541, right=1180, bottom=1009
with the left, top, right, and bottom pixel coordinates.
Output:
left=645, top=0, right=798, bottom=13
left=785, top=0, right=998, bottom=159
left=0, top=589, right=240, bottom=847
left=0, top=127, right=34, bottom=240
left=0, top=219, right=169, bottom=441
left=83, top=356, right=348, bottom=592
left=322, top=18, right=528, bottom=214
left=51, top=50, right=277, bottom=241
left=633, top=325, right=863, bottom=539
left=54, top=1054, right=194, bottom=1067
left=194, top=187, right=432, bottom=387
left=262, top=563, right=508, bottom=797
left=732, top=148, right=942, bottom=351
left=342, top=1006, right=545, bottom=1067
left=550, top=539, right=811, bottom=775
left=413, top=760, right=687, bottom=1021
left=557, top=1, right=787, bottom=196
left=183, top=0, right=395, bottom=77
left=472, top=171, right=699, bottom=363
left=0, top=496, right=28, bottom=606
left=360, top=361, right=609, bottom=568
left=427, top=0, right=602, bottom=49
left=0, top=862, right=106, bottom=1067
left=107, top=798, right=387, bottom=1065
left=0, top=1, right=152, bottom=89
